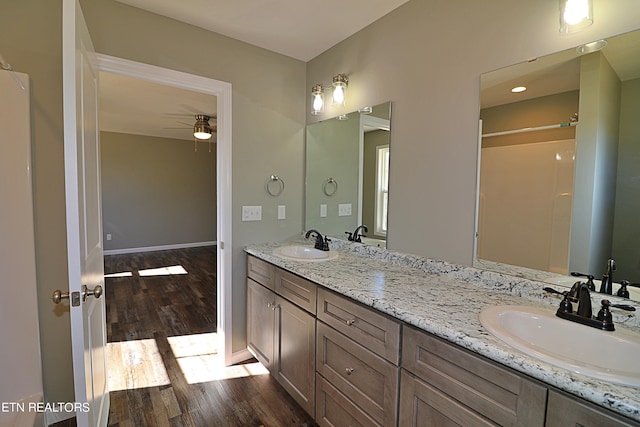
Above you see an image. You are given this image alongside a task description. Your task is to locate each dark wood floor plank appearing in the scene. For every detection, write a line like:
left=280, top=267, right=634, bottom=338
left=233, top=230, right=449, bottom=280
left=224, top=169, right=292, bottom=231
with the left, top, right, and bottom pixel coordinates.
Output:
left=105, top=246, right=315, bottom=427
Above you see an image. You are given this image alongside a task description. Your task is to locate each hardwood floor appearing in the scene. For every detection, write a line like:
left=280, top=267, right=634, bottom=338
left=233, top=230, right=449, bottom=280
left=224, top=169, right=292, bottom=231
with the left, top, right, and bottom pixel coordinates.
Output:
left=103, top=246, right=315, bottom=427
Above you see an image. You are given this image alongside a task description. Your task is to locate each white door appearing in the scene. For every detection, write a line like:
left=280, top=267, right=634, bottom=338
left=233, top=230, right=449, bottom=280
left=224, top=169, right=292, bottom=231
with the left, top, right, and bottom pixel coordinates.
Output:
left=62, top=0, right=109, bottom=426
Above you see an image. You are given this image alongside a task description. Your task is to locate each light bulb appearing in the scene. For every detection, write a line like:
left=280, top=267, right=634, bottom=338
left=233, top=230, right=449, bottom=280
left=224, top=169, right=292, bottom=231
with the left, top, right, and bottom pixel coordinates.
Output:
left=564, top=0, right=588, bottom=24
left=332, top=86, right=345, bottom=104
left=313, top=94, right=323, bottom=112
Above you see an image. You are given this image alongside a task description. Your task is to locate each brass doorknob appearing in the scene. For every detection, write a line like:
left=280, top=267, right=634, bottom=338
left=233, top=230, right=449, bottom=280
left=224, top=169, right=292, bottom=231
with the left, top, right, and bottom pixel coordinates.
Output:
left=82, top=284, right=103, bottom=301
left=52, top=290, right=69, bottom=304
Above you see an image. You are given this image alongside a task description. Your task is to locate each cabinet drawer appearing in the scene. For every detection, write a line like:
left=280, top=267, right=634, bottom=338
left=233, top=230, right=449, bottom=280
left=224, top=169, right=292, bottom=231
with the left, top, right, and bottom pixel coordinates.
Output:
left=274, top=268, right=317, bottom=314
left=399, top=370, right=495, bottom=427
left=546, top=390, right=638, bottom=427
left=402, top=326, right=546, bottom=427
left=247, top=255, right=275, bottom=290
left=316, top=321, right=399, bottom=426
left=317, top=287, right=401, bottom=364
left=316, top=373, right=381, bottom=427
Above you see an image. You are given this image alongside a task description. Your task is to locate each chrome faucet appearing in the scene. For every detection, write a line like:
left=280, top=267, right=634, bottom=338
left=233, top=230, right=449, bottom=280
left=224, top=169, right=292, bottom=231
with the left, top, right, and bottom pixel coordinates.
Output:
left=600, top=259, right=616, bottom=295
left=305, top=229, right=330, bottom=251
left=346, top=225, right=368, bottom=243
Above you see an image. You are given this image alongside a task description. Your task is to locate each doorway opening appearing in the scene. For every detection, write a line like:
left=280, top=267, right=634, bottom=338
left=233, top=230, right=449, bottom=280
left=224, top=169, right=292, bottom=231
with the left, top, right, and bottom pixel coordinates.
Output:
left=94, top=54, right=233, bottom=368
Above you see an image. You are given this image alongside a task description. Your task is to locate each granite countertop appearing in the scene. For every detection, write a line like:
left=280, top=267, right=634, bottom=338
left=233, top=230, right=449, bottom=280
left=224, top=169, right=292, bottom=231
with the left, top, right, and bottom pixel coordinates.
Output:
left=245, top=239, right=640, bottom=422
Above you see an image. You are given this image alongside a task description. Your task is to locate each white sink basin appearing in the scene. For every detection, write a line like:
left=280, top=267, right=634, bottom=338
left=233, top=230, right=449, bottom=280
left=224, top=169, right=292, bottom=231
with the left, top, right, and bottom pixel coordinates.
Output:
left=273, top=245, right=338, bottom=262
left=479, top=305, right=640, bottom=387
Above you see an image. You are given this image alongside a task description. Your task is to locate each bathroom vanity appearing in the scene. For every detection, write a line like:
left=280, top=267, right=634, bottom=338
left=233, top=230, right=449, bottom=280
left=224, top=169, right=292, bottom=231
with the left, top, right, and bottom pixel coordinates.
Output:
left=245, top=241, right=640, bottom=426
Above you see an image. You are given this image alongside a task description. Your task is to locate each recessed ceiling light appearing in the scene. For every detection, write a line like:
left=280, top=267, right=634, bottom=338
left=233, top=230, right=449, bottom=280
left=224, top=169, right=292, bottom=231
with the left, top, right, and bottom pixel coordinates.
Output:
left=511, top=86, right=527, bottom=93
left=577, top=39, right=607, bottom=54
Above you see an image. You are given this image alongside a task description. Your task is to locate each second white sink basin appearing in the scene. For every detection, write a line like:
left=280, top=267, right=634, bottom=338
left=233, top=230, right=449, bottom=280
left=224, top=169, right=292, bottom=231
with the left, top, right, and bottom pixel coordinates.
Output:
left=479, top=305, right=640, bottom=387
left=273, top=245, right=338, bottom=262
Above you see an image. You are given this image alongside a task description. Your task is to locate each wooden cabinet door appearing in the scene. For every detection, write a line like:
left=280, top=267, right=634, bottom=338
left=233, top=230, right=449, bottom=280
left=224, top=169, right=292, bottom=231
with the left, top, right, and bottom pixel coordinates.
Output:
left=246, top=278, right=276, bottom=372
left=546, top=390, right=638, bottom=427
left=399, top=370, right=495, bottom=427
left=402, top=326, right=546, bottom=426
left=275, top=295, right=316, bottom=416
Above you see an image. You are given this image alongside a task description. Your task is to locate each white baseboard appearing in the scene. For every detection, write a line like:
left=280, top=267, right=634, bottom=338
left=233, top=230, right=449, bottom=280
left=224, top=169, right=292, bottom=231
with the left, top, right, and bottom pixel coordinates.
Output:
left=104, top=241, right=217, bottom=256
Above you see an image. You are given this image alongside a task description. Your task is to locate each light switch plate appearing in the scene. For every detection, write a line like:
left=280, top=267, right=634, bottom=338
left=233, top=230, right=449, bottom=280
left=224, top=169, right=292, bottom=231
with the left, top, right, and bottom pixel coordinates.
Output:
left=278, top=205, right=286, bottom=220
left=242, top=205, right=262, bottom=221
left=320, top=204, right=327, bottom=218
left=338, top=203, right=352, bottom=216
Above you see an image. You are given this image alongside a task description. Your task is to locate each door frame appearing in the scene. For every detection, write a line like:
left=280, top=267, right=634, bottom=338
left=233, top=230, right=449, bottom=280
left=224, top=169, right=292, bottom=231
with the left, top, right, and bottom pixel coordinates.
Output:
left=95, top=54, right=233, bottom=365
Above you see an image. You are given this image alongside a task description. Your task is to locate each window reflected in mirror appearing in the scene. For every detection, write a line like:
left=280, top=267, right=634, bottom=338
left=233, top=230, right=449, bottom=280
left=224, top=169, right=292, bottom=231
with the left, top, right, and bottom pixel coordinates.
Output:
left=305, top=102, right=391, bottom=248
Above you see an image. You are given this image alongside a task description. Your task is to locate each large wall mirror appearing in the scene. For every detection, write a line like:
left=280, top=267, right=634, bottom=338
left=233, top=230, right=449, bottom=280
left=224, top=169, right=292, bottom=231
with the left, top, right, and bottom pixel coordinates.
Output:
left=305, top=102, right=391, bottom=247
left=475, top=30, right=640, bottom=300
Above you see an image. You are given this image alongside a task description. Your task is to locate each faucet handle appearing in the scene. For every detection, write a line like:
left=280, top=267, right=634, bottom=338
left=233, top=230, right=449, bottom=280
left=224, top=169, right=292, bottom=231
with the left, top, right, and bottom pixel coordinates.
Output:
left=345, top=231, right=354, bottom=241
left=597, top=300, right=613, bottom=324
left=322, top=236, right=331, bottom=251
left=570, top=272, right=596, bottom=290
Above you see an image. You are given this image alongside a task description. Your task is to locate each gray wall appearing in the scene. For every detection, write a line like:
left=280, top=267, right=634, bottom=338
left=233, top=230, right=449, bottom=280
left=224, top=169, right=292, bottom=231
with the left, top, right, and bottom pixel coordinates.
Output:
left=612, top=78, right=640, bottom=280
left=101, top=132, right=216, bottom=251
left=571, top=52, right=621, bottom=276
left=307, top=0, right=640, bottom=265
left=2, top=0, right=640, bottom=409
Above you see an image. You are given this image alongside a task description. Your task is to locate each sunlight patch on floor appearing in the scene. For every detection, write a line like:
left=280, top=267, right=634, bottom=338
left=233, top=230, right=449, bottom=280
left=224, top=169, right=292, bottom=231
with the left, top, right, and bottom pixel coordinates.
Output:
left=107, top=339, right=170, bottom=391
left=104, top=271, right=133, bottom=278
left=167, top=333, right=269, bottom=384
left=138, top=265, right=188, bottom=276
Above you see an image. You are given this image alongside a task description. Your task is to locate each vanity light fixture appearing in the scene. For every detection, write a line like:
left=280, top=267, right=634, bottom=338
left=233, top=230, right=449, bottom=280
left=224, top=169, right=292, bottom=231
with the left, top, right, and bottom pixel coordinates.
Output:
left=559, top=0, right=593, bottom=34
left=311, top=84, right=325, bottom=115
left=511, top=86, right=527, bottom=93
left=311, top=73, right=349, bottom=114
left=332, top=73, right=348, bottom=106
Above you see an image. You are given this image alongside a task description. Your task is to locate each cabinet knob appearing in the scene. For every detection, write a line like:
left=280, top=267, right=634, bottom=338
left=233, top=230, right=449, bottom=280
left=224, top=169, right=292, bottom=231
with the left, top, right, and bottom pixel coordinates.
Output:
left=346, top=319, right=356, bottom=326
left=345, top=367, right=354, bottom=375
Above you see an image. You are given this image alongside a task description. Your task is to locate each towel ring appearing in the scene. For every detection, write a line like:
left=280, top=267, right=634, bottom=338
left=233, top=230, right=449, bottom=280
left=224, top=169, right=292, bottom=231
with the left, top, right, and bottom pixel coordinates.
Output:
left=322, top=177, right=338, bottom=196
left=266, top=175, right=285, bottom=197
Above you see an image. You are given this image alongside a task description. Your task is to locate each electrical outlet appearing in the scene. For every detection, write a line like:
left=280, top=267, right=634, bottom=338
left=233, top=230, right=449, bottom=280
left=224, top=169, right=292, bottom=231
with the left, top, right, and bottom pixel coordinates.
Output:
left=106, top=233, right=112, bottom=241
left=320, top=204, right=327, bottom=217
left=338, top=203, right=352, bottom=216
left=242, top=205, right=262, bottom=221
left=278, top=205, right=286, bottom=220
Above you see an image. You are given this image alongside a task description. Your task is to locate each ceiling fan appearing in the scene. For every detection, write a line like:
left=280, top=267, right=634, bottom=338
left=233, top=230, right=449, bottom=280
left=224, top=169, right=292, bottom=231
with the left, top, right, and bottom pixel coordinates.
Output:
left=164, top=113, right=217, bottom=152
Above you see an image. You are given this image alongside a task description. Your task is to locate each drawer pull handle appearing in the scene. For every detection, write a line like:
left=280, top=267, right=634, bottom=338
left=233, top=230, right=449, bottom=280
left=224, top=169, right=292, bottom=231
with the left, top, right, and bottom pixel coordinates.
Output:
left=346, top=319, right=356, bottom=326
left=345, top=367, right=354, bottom=375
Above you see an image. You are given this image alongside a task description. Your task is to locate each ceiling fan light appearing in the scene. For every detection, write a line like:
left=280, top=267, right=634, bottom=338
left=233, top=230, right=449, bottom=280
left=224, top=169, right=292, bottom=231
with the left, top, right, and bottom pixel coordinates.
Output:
left=193, top=115, right=212, bottom=140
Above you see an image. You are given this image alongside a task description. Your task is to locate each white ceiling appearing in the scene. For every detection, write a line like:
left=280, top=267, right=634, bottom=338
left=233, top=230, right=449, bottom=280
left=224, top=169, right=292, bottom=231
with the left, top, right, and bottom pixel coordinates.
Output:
left=114, top=0, right=411, bottom=62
